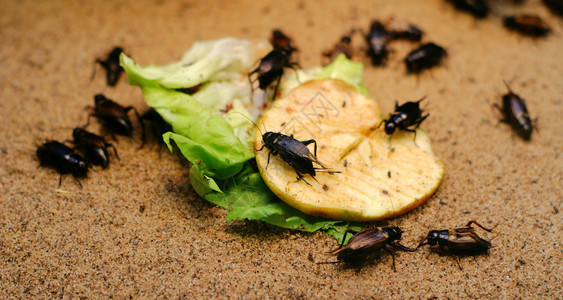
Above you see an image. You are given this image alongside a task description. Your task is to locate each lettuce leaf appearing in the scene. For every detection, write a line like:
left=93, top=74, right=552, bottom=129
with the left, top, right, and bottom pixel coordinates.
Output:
left=121, top=38, right=365, bottom=242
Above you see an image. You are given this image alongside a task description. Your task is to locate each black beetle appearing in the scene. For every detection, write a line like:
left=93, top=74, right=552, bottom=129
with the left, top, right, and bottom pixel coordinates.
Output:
left=503, top=15, right=551, bottom=37
left=93, top=47, right=124, bottom=86
left=446, top=0, right=489, bottom=18
left=87, top=94, right=145, bottom=147
left=417, top=221, right=494, bottom=270
left=72, top=128, right=119, bottom=168
left=248, top=46, right=299, bottom=100
left=404, top=42, right=447, bottom=73
left=365, top=20, right=389, bottom=66
left=36, top=141, right=89, bottom=188
left=378, top=97, right=429, bottom=143
left=328, top=227, right=417, bottom=270
left=258, top=132, right=335, bottom=185
left=494, top=82, right=534, bottom=140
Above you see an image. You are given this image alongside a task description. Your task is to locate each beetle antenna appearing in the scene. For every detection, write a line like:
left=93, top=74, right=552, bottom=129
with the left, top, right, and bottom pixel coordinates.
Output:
left=225, top=111, right=265, bottom=136
left=503, top=80, right=514, bottom=94
left=316, top=261, right=340, bottom=265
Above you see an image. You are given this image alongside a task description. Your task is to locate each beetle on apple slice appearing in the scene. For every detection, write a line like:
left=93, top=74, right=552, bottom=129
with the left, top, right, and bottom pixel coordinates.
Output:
left=254, top=79, right=444, bottom=222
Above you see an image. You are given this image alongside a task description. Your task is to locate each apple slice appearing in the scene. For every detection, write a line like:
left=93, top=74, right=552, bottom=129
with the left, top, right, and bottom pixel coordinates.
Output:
left=254, top=79, right=444, bottom=222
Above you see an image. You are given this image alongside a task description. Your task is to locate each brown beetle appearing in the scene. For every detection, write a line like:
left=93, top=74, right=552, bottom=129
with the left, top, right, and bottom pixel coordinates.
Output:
left=327, top=227, right=416, bottom=271
left=72, top=128, right=119, bottom=168
left=417, top=221, right=494, bottom=270
left=86, top=94, right=145, bottom=148
left=93, top=47, right=125, bottom=86
left=494, top=82, right=534, bottom=140
left=503, top=14, right=551, bottom=37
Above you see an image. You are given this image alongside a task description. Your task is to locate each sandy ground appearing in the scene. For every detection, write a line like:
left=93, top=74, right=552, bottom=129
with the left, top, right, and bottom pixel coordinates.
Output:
left=1, top=0, right=562, bottom=298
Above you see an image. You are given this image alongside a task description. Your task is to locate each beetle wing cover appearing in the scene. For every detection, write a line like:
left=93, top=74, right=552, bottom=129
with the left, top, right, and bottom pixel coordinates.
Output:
left=255, top=79, right=444, bottom=221
left=448, top=228, right=486, bottom=250
left=331, top=229, right=387, bottom=254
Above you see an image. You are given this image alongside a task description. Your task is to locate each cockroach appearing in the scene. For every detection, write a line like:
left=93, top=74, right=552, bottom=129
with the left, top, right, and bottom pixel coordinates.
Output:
left=543, top=0, right=563, bottom=16
left=258, top=132, right=332, bottom=185
left=387, top=22, right=423, bottom=42
left=271, top=29, right=294, bottom=50
left=365, top=20, right=389, bottom=66
left=322, top=35, right=353, bottom=63
left=93, top=47, right=124, bottom=86
left=326, top=227, right=417, bottom=270
left=494, top=82, right=534, bottom=140
left=87, top=94, right=146, bottom=147
left=248, top=46, right=299, bottom=100
left=404, top=42, right=447, bottom=73
left=417, top=220, right=494, bottom=270
left=228, top=111, right=337, bottom=184
left=36, top=141, right=89, bottom=188
left=503, top=15, right=551, bottom=37
left=446, top=0, right=489, bottom=18
left=378, top=97, right=429, bottom=143
left=72, top=128, right=119, bottom=168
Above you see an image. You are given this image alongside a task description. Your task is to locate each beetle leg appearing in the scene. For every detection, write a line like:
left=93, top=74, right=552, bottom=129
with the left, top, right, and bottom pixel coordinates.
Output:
left=266, top=151, right=272, bottom=169
left=107, top=143, right=120, bottom=161
left=493, top=103, right=509, bottom=123
left=272, top=71, right=283, bottom=100
left=465, top=220, right=494, bottom=232
left=287, top=62, right=301, bottom=84
left=73, top=175, right=84, bottom=189
left=384, top=246, right=397, bottom=272
left=452, top=253, right=463, bottom=270
left=403, top=128, right=419, bottom=146
left=376, top=119, right=387, bottom=129
left=125, top=106, right=146, bottom=149
left=300, top=139, right=318, bottom=157
left=83, top=113, right=95, bottom=128
left=248, top=68, right=258, bottom=99
left=414, top=113, right=430, bottom=128
left=295, top=171, right=312, bottom=186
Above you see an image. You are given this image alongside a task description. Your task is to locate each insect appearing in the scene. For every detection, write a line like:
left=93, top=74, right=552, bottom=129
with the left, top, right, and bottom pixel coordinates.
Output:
left=93, top=47, right=124, bottom=86
left=87, top=94, right=146, bottom=147
left=327, top=227, right=417, bottom=270
left=494, top=82, right=534, bottom=140
left=503, top=15, right=551, bottom=37
left=258, top=132, right=329, bottom=185
left=72, top=128, right=119, bottom=168
left=271, top=29, right=294, bottom=50
left=387, top=21, right=423, bottom=42
left=365, top=20, right=389, bottom=66
left=416, top=220, right=494, bottom=270
left=378, top=97, right=429, bottom=143
left=322, top=35, right=353, bottom=63
left=248, top=46, right=299, bottom=100
left=36, top=141, right=89, bottom=188
left=446, top=0, right=489, bottom=18
left=404, top=42, right=447, bottom=73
